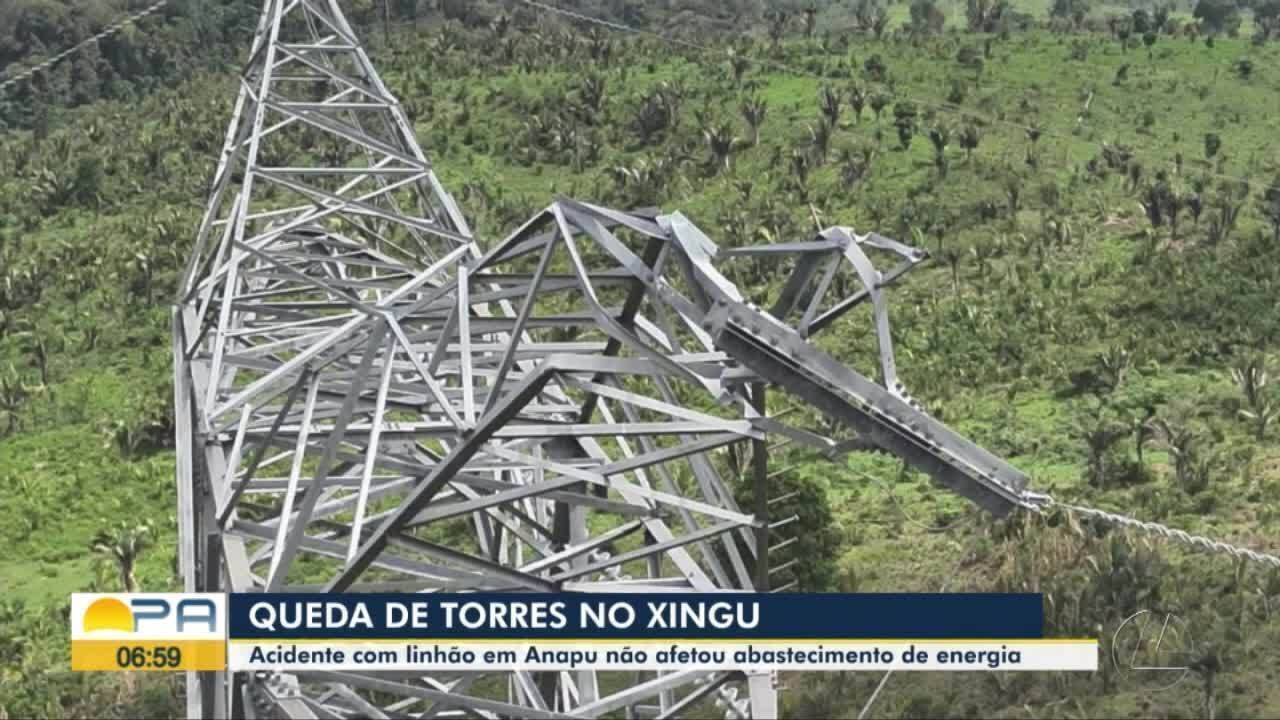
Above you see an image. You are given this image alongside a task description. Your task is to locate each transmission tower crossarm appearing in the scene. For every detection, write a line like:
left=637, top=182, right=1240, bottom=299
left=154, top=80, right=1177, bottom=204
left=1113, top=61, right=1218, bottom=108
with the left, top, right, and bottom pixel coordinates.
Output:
left=704, top=302, right=1026, bottom=514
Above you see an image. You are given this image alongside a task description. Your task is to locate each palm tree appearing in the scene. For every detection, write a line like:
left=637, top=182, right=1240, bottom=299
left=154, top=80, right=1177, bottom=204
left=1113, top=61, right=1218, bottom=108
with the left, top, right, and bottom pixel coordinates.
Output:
left=490, top=12, right=511, bottom=37
left=1131, top=406, right=1157, bottom=467
left=1187, top=186, right=1205, bottom=227
left=969, top=241, right=996, bottom=284
left=938, top=246, right=964, bottom=294
left=33, top=165, right=76, bottom=211
left=869, top=92, right=891, bottom=126
left=1192, top=652, right=1223, bottom=720
left=872, top=6, right=890, bottom=38
left=633, top=92, right=673, bottom=146
left=577, top=74, right=607, bottom=117
left=927, top=124, right=950, bottom=175
left=702, top=122, right=743, bottom=174
left=818, top=86, right=842, bottom=127
left=848, top=83, right=867, bottom=124
left=0, top=365, right=27, bottom=435
left=1126, top=160, right=1145, bottom=192
left=1025, top=120, right=1043, bottom=167
left=1232, top=357, right=1277, bottom=440
left=727, top=49, right=751, bottom=86
left=958, top=122, right=982, bottom=159
left=790, top=149, right=811, bottom=195
left=1203, top=132, right=1222, bottom=161
left=129, top=244, right=156, bottom=307
left=766, top=9, right=791, bottom=49
left=613, top=155, right=684, bottom=205
left=864, top=54, right=888, bottom=82
left=1095, top=345, right=1132, bottom=394
left=1166, top=182, right=1187, bottom=241
left=740, top=97, right=767, bottom=146
left=837, top=147, right=869, bottom=186
left=1150, top=416, right=1211, bottom=494
left=892, top=101, right=918, bottom=150
left=1263, top=173, right=1280, bottom=243
left=808, top=120, right=834, bottom=164
left=91, top=520, right=154, bottom=593
left=1003, top=168, right=1023, bottom=217
left=1206, top=179, right=1250, bottom=245
left=1071, top=402, right=1128, bottom=488
left=14, top=329, right=52, bottom=388
left=1117, top=19, right=1133, bottom=52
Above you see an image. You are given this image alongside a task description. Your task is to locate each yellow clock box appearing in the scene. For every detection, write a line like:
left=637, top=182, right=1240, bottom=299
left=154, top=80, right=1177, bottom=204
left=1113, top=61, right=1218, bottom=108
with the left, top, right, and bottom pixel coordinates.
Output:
left=70, top=593, right=227, bottom=672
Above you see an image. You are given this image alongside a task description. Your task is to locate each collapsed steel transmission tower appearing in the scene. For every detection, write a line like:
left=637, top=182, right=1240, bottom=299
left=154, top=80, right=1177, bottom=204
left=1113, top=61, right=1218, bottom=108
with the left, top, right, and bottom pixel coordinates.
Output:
left=173, top=1, right=1030, bottom=717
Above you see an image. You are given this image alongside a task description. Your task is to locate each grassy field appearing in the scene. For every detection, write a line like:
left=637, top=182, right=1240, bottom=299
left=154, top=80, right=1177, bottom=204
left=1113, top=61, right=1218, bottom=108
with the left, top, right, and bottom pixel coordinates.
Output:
left=2, top=6, right=1280, bottom=717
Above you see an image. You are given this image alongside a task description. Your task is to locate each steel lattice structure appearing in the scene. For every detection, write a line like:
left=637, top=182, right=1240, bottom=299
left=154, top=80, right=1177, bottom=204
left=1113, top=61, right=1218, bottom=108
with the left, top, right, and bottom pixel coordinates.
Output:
left=172, top=1, right=1029, bottom=717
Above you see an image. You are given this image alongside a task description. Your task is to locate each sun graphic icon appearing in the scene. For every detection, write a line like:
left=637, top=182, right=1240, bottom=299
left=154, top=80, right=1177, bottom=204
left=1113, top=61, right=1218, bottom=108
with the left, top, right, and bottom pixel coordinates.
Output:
left=83, top=597, right=134, bottom=633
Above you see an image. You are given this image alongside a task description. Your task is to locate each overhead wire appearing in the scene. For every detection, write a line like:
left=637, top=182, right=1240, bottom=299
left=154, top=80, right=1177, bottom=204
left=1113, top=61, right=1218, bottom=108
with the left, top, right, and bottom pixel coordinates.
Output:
left=1026, top=493, right=1280, bottom=568
left=515, top=0, right=1272, bottom=191
left=857, top=668, right=894, bottom=720
left=0, top=0, right=172, bottom=95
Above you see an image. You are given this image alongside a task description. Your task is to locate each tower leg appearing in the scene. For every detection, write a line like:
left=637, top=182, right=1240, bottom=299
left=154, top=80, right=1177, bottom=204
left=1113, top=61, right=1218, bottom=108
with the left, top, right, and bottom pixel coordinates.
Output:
left=173, top=310, right=205, bottom=719
left=752, top=383, right=769, bottom=591
left=747, top=671, right=779, bottom=719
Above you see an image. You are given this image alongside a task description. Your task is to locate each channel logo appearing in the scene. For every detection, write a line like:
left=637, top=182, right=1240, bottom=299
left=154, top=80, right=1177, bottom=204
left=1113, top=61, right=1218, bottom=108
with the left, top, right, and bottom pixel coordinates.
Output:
left=71, top=593, right=227, bottom=672
left=81, top=596, right=218, bottom=634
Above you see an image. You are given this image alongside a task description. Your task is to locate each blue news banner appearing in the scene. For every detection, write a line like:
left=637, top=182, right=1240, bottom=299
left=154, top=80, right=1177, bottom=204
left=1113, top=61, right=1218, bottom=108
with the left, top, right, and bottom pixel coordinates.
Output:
left=227, top=593, right=1097, bottom=672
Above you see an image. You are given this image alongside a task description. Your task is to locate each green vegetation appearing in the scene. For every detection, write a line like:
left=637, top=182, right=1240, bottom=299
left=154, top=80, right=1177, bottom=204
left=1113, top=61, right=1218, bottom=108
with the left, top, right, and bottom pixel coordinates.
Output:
left=3, top=0, right=1280, bottom=717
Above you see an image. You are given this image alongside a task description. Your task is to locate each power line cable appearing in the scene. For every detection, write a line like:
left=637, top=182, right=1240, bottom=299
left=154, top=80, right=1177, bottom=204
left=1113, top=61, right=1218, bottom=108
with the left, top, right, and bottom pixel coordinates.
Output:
left=0, top=0, right=171, bottom=94
left=1024, top=492, right=1280, bottom=569
left=857, top=668, right=894, bottom=720
left=516, top=0, right=1272, bottom=192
